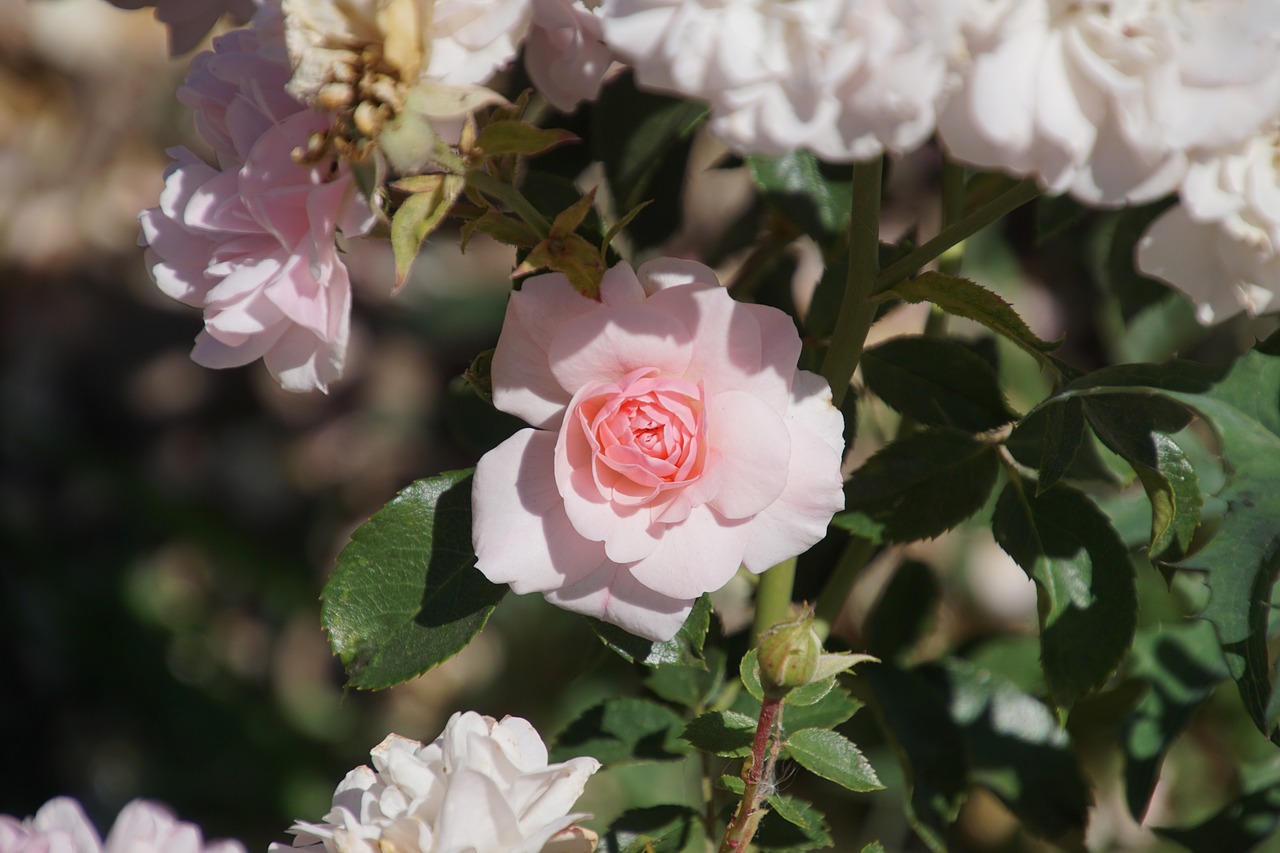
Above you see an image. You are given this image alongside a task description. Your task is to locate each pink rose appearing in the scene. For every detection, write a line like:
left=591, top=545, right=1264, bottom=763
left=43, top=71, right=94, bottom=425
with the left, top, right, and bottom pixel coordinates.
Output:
left=0, top=798, right=244, bottom=853
left=139, top=11, right=375, bottom=393
left=525, top=0, right=613, bottom=112
left=472, top=260, right=845, bottom=641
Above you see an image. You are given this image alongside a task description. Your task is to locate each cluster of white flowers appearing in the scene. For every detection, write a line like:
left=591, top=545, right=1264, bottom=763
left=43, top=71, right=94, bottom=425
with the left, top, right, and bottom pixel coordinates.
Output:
left=0, top=798, right=244, bottom=853
left=271, top=713, right=600, bottom=853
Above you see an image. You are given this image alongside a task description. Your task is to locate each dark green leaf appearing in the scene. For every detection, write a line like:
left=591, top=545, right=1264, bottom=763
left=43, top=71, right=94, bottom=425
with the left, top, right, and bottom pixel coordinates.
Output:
left=592, top=595, right=711, bottom=667
left=840, top=428, right=1001, bottom=542
left=1082, top=395, right=1202, bottom=558
left=604, top=806, right=701, bottom=853
left=592, top=73, right=707, bottom=249
left=1121, top=621, right=1229, bottom=821
left=1156, top=761, right=1280, bottom=853
left=1035, top=194, right=1091, bottom=244
left=1006, top=403, right=1121, bottom=487
left=865, top=560, right=939, bottom=661
left=322, top=470, right=504, bottom=690
left=747, top=151, right=852, bottom=238
left=860, top=843, right=886, bottom=853
left=861, top=336, right=1018, bottom=432
left=1036, top=397, right=1085, bottom=494
left=866, top=660, right=1091, bottom=851
left=551, top=697, right=688, bottom=765
left=682, top=710, right=756, bottom=757
left=783, top=728, right=883, bottom=793
left=756, top=795, right=833, bottom=852
left=1100, top=200, right=1179, bottom=322
left=889, top=273, right=1065, bottom=373
left=779, top=686, right=862, bottom=735
left=991, top=480, right=1137, bottom=708
left=476, top=120, right=576, bottom=157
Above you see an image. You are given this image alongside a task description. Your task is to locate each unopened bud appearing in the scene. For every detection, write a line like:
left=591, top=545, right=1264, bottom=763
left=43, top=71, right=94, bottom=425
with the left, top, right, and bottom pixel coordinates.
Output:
left=757, top=612, right=822, bottom=697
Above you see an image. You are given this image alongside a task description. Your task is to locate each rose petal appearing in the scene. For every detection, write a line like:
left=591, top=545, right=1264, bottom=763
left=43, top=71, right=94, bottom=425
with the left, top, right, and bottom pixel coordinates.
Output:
left=626, top=504, right=749, bottom=600
left=544, top=562, right=693, bottom=642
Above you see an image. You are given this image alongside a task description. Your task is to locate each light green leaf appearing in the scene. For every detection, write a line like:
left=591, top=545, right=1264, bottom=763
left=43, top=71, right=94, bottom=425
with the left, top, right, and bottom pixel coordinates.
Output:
left=783, top=729, right=883, bottom=793
left=321, top=470, right=504, bottom=690
left=991, top=479, right=1136, bottom=708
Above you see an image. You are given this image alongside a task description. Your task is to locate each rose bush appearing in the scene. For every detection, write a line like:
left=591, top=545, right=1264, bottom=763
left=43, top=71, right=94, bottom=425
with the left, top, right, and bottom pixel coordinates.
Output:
left=472, top=259, right=845, bottom=641
left=0, top=798, right=244, bottom=853
left=271, top=713, right=600, bottom=853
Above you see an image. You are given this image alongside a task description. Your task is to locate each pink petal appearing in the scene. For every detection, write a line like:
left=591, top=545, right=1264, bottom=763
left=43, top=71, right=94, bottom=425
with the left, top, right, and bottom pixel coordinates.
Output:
left=626, top=504, right=749, bottom=600
left=544, top=562, right=693, bottom=642
left=705, top=390, right=790, bottom=518
left=474, top=430, right=610, bottom=594
left=548, top=303, right=694, bottom=396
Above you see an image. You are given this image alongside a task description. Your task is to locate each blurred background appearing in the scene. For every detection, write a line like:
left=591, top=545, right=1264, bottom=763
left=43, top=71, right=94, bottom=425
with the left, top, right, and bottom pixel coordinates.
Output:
left=4, top=2, right=1280, bottom=852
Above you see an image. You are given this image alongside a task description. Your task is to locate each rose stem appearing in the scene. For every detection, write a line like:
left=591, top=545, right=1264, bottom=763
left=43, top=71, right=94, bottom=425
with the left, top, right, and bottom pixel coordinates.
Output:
left=718, top=693, right=783, bottom=853
left=752, top=556, right=797, bottom=642
left=819, top=157, right=883, bottom=409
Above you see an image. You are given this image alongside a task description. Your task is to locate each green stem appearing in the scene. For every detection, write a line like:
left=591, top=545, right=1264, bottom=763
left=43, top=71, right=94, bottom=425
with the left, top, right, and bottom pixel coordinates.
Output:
left=812, top=535, right=876, bottom=642
left=753, top=557, right=797, bottom=642
left=464, top=168, right=552, bottom=238
left=874, top=177, right=1041, bottom=296
left=820, top=158, right=884, bottom=408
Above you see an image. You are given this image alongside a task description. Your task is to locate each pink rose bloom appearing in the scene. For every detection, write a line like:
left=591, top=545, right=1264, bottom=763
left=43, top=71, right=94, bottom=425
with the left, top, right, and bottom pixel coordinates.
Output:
left=139, top=10, right=375, bottom=393
left=525, top=0, right=613, bottom=112
left=107, top=0, right=257, bottom=55
left=0, top=797, right=244, bottom=853
left=472, top=260, right=845, bottom=641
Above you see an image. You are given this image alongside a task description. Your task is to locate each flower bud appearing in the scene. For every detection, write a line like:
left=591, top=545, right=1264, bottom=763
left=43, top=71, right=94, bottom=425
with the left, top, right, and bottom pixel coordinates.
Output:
left=757, top=612, right=822, bottom=697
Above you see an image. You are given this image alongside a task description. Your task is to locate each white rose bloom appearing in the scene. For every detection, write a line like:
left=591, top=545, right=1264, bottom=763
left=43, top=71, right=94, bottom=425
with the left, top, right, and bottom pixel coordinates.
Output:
left=271, top=713, right=601, bottom=853
left=526, top=0, right=614, bottom=112
left=939, top=0, right=1280, bottom=206
left=600, top=0, right=963, bottom=162
left=282, top=0, right=530, bottom=103
left=1137, top=129, right=1280, bottom=324
left=0, top=798, right=244, bottom=853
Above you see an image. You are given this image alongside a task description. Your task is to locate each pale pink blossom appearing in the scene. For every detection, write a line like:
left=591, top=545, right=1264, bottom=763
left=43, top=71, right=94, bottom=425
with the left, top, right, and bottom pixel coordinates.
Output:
left=473, top=260, right=845, bottom=641
left=139, top=9, right=375, bottom=392
left=600, top=0, right=962, bottom=161
left=1137, top=129, right=1280, bottom=324
left=106, top=0, right=256, bottom=54
left=271, top=713, right=600, bottom=853
left=0, top=798, right=244, bottom=853
left=939, top=0, right=1280, bottom=206
left=525, top=0, right=613, bottom=112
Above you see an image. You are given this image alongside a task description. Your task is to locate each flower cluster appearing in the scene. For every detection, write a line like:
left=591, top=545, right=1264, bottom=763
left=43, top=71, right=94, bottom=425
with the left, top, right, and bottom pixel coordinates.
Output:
left=472, top=260, right=845, bottom=641
left=0, top=798, right=244, bottom=853
left=139, top=6, right=376, bottom=392
left=271, top=713, right=600, bottom=853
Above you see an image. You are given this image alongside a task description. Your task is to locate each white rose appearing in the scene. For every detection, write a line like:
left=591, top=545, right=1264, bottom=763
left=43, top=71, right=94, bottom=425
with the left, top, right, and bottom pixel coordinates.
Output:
left=1137, top=129, right=1280, bottom=324
left=272, top=713, right=601, bottom=853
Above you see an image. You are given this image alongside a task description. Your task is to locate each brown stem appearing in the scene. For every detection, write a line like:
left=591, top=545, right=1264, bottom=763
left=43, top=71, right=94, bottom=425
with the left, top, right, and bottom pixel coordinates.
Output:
left=718, top=695, right=784, bottom=853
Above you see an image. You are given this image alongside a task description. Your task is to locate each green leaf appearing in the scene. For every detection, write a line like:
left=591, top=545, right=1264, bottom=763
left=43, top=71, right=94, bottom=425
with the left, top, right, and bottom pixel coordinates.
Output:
left=1156, top=760, right=1280, bottom=853
left=550, top=697, right=688, bottom=765
left=681, top=710, right=756, bottom=757
left=1081, top=395, right=1202, bottom=558
left=888, top=272, right=1065, bottom=373
left=592, top=73, right=707, bottom=250
left=839, top=428, right=1001, bottom=543
left=644, top=647, right=726, bottom=709
left=991, top=479, right=1137, bottom=708
left=779, top=686, right=862, bottom=736
left=1006, top=403, right=1121, bottom=487
left=747, top=151, right=852, bottom=238
left=783, top=728, right=883, bottom=793
left=866, top=660, right=1091, bottom=851
left=1035, top=194, right=1091, bottom=244
left=865, top=559, right=940, bottom=661
left=756, top=795, right=833, bottom=852
left=1121, top=621, right=1229, bottom=822
left=390, top=174, right=463, bottom=288
left=1053, top=338, right=1280, bottom=741
left=592, top=595, right=711, bottom=667
left=476, top=120, right=577, bottom=157
left=860, top=843, right=886, bottom=853
left=1036, top=396, right=1085, bottom=494
left=604, top=805, right=701, bottom=853
left=321, top=470, right=504, bottom=690
left=861, top=336, right=1018, bottom=432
